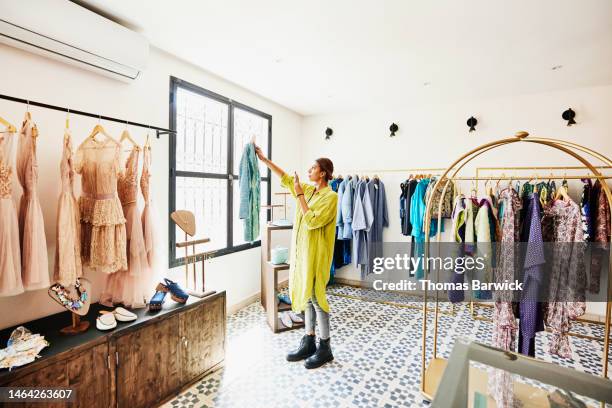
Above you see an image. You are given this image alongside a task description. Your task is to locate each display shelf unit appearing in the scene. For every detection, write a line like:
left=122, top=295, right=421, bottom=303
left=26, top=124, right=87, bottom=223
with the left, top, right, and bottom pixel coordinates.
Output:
left=260, top=222, right=303, bottom=333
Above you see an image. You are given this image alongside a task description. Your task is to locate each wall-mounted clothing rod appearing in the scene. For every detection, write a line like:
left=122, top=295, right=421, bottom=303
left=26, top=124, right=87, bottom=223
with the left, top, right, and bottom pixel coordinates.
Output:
left=339, top=167, right=455, bottom=175
left=0, top=93, right=176, bottom=139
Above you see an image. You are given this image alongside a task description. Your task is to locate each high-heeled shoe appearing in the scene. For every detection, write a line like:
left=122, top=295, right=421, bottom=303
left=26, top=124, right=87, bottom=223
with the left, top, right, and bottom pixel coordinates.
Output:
left=163, top=278, right=189, bottom=304
left=148, top=283, right=168, bottom=311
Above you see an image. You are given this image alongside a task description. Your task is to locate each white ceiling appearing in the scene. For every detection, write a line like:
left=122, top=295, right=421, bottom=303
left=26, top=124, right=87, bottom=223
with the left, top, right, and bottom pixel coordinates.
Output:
left=78, top=0, right=612, bottom=115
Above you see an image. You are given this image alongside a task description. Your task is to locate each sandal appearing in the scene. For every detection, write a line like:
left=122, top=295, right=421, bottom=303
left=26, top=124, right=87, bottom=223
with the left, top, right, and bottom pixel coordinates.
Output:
left=163, top=278, right=189, bottom=304
left=148, top=283, right=168, bottom=311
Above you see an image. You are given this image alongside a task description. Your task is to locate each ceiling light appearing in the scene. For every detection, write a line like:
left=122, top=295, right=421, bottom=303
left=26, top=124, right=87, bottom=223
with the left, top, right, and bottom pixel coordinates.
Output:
left=551, top=65, right=563, bottom=71
left=423, top=81, right=431, bottom=86
left=274, top=58, right=283, bottom=63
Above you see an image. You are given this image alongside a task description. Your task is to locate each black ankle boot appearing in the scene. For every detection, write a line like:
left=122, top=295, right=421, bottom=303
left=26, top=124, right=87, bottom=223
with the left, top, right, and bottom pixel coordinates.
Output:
left=286, top=334, right=316, bottom=362
left=304, top=338, right=334, bottom=369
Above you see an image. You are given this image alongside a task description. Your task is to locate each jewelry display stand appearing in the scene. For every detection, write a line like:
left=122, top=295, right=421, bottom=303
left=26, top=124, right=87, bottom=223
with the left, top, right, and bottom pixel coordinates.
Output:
left=47, top=277, right=92, bottom=336
left=59, top=314, right=90, bottom=335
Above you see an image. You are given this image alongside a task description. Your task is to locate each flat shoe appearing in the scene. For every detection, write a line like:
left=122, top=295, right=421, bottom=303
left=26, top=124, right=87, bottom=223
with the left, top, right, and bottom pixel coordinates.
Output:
left=289, top=312, right=304, bottom=323
left=280, top=312, right=293, bottom=328
left=96, top=312, right=117, bottom=331
left=113, top=307, right=137, bottom=322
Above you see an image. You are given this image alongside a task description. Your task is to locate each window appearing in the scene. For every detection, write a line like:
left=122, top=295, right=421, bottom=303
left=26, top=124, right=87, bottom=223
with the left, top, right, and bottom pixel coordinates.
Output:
left=169, top=77, right=271, bottom=267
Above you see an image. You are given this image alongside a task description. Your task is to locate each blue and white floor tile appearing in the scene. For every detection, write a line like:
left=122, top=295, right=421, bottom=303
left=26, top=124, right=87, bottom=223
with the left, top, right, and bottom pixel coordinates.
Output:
left=163, top=284, right=611, bottom=408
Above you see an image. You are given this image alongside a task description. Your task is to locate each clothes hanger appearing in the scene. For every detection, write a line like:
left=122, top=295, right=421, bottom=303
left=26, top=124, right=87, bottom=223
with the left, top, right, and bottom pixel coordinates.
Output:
left=63, top=109, right=70, bottom=143
left=0, top=114, right=16, bottom=133
left=554, top=178, right=570, bottom=201
left=120, top=122, right=139, bottom=151
left=495, top=173, right=505, bottom=191
left=144, top=126, right=152, bottom=151
left=87, top=116, right=119, bottom=146
left=470, top=179, right=477, bottom=198
left=24, top=100, right=32, bottom=121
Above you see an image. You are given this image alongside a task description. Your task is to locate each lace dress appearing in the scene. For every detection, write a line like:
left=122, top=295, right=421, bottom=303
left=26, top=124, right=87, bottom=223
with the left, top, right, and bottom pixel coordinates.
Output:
left=17, top=115, right=49, bottom=290
left=140, top=146, right=156, bottom=270
left=100, top=147, right=150, bottom=308
left=75, top=138, right=127, bottom=274
left=53, top=131, right=82, bottom=286
left=0, top=130, right=24, bottom=296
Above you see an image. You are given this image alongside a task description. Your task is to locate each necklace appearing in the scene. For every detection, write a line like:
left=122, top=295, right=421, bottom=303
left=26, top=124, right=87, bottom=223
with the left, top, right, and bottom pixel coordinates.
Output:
left=50, top=278, right=88, bottom=311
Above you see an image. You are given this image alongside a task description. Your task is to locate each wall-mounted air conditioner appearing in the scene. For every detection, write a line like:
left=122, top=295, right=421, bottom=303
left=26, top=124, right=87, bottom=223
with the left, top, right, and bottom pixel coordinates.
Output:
left=0, top=0, right=149, bottom=81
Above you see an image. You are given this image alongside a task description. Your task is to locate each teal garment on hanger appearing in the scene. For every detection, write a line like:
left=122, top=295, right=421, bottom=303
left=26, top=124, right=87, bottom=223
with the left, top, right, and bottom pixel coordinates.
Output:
left=409, top=178, right=443, bottom=278
left=238, top=143, right=261, bottom=241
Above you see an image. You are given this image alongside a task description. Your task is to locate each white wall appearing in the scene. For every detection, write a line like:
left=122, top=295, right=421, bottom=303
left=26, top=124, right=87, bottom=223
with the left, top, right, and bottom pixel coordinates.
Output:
left=302, top=85, right=612, bottom=314
left=0, top=44, right=301, bottom=329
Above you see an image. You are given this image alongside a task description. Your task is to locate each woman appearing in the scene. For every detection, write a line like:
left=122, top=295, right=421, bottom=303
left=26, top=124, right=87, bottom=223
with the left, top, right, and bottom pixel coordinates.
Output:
left=255, top=146, right=337, bottom=369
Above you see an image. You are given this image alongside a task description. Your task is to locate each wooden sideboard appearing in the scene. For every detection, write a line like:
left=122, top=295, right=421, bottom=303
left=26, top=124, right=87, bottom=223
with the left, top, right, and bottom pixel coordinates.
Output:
left=0, top=291, right=226, bottom=408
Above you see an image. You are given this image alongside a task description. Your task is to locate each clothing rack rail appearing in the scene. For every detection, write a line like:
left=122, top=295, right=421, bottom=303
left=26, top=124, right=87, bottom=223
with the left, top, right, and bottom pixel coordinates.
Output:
left=339, top=167, right=454, bottom=175
left=0, top=93, right=176, bottom=138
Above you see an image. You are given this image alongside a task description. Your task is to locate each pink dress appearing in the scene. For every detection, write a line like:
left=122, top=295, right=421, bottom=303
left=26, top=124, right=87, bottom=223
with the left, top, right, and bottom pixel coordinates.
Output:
left=0, top=130, right=24, bottom=296
left=53, top=131, right=82, bottom=286
left=140, top=146, right=156, bottom=270
left=76, top=137, right=127, bottom=273
left=101, top=147, right=150, bottom=308
left=17, top=115, right=49, bottom=290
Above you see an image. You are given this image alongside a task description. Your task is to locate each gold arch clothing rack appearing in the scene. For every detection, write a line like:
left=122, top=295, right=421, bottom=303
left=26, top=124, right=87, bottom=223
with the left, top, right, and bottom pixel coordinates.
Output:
left=468, top=165, right=612, bottom=342
left=0, top=93, right=176, bottom=138
left=420, top=132, right=612, bottom=405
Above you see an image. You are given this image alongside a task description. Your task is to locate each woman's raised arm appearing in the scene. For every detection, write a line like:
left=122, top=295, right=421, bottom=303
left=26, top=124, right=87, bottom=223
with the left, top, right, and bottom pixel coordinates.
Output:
left=254, top=144, right=286, bottom=178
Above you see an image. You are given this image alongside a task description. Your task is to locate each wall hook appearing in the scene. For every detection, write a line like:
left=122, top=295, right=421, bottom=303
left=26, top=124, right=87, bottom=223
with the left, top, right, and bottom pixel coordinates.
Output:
left=389, top=123, right=399, bottom=137
left=324, top=127, right=333, bottom=140
left=467, top=116, right=477, bottom=132
left=562, top=108, right=576, bottom=126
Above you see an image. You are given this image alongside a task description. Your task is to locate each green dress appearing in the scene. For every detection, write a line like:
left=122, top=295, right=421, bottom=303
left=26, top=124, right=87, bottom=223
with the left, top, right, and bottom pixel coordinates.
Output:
left=281, top=174, right=338, bottom=313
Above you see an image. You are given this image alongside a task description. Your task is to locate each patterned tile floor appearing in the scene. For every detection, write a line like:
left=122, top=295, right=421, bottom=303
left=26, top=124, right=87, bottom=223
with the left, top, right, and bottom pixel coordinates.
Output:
left=163, top=284, right=611, bottom=408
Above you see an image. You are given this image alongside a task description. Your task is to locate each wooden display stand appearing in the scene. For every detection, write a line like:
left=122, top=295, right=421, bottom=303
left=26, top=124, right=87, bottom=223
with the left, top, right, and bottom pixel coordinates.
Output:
left=260, top=222, right=303, bottom=333
left=59, top=314, right=90, bottom=335
left=0, top=292, right=226, bottom=408
left=171, top=210, right=216, bottom=297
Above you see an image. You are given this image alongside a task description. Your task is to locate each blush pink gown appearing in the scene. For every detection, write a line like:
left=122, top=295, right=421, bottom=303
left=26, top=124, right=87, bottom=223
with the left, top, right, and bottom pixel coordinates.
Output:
left=0, top=130, right=24, bottom=296
left=17, top=115, right=49, bottom=290
left=53, top=130, right=82, bottom=286
left=140, top=145, right=156, bottom=271
left=76, top=137, right=127, bottom=274
left=101, top=147, right=151, bottom=308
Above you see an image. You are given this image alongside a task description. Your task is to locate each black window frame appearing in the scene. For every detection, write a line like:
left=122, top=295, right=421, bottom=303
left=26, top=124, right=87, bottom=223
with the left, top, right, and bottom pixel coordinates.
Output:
left=169, top=76, right=272, bottom=268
